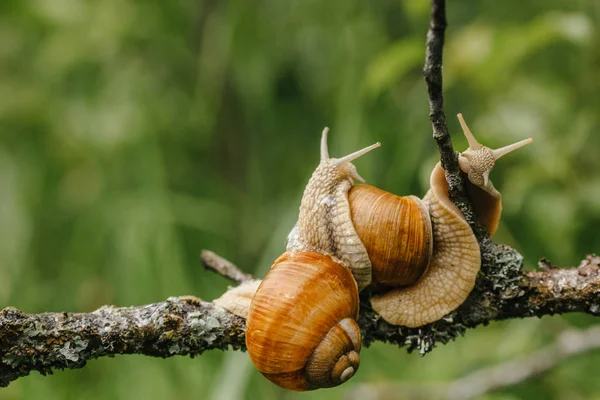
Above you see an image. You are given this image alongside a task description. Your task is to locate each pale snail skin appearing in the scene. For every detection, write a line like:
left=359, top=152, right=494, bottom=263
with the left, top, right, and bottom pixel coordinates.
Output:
left=286, top=131, right=382, bottom=291
left=212, top=280, right=261, bottom=319
left=370, top=115, right=534, bottom=326
left=217, top=114, right=533, bottom=391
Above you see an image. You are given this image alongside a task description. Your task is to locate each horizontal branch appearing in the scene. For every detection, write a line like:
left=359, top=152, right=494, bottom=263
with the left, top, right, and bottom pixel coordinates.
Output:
left=1, top=0, right=597, bottom=391
left=1, top=250, right=599, bottom=387
left=0, top=296, right=245, bottom=387
left=359, top=248, right=600, bottom=355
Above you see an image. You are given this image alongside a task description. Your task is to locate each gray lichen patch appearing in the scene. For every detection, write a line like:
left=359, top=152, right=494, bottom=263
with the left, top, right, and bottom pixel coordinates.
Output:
left=59, top=338, right=89, bottom=363
left=188, top=314, right=221, bottom=345
left=0, top=298, right=247, bottom=388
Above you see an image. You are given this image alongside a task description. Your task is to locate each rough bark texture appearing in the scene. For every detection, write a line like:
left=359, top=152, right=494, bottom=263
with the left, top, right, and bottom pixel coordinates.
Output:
left=0, top=297, right=245, bottom=387
left=422, top=0, right=495, bottom=271
left=1, top=253, right=599, bottom=387
left=1, top=0, right=598, bottom=390
left=359, top=250, right=600, bottom=355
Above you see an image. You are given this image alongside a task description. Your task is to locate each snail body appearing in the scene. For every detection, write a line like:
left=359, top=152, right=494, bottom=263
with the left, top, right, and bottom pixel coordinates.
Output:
left=367, top=163, right=482, bottom=326
left=241, top=115, right=533, bottom=390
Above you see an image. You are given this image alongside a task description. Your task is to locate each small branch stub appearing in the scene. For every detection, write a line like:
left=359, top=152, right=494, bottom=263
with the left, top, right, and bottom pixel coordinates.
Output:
left=201, top=250, right=254, bottom=284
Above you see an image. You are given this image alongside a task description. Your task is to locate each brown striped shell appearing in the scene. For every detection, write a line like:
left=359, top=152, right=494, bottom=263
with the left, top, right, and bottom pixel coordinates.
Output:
left=284, top=120, right=531, bottom=328
left=246, top=251, right=361, bottom=391
left=348, top=185, right=432, bottom=288
left=369, top=163, right=481, bottom=327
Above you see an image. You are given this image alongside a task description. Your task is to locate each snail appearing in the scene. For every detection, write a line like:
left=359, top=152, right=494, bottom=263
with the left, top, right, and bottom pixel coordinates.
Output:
left=245, top=251, right=361, bottom=390
left=217, top=114, right=533, bottom=391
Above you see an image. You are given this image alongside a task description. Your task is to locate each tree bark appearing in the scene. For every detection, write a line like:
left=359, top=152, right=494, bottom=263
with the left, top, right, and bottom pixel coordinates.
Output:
left=1, top=252, right=599, bottom=387
left=0, top=296, right=245, bottom=387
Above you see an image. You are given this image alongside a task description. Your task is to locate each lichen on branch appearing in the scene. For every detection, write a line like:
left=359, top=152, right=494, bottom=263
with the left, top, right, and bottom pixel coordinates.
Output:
left=1, top=252, right=599, bottom=387
left=0, top=297, right=245, bottom=387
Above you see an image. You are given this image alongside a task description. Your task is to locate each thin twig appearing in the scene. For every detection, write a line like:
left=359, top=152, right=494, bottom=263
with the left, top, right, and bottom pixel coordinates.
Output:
left=424, top=0, right=455, bottom=174
left=422, top=0, right=495, bottom=269
left=201, top=250, right=254, bottom=284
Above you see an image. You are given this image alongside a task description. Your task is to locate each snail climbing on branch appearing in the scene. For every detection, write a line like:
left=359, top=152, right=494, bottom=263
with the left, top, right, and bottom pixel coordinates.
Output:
left=215, top=114, right=533, bottom=390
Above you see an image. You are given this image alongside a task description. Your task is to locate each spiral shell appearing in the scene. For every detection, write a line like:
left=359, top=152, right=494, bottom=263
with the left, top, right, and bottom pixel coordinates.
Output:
left=348, top=184, right=432, bottom=288
left=246, top=251, right=361, bottom=391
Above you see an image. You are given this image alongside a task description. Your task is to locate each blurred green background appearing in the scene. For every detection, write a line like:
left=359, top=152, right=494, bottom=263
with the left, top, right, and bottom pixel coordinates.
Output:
left=1, top=0, right=599, bottom=399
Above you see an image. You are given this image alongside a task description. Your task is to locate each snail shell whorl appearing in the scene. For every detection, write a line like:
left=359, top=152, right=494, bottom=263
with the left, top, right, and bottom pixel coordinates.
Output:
left=246, top=251, right=361, bottom=391
left=370, top=163, right=481, bottom=327
left=348, top=184, right=433, bottom=287
left=305, top=317, right=361, bottom=387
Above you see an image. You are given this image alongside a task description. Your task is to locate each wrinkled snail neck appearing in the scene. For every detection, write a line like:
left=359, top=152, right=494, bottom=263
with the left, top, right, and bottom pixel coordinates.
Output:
left=287, top=127, right=381, bottom=290
left=302, top=128, right=381, bottom=208
left=456, top=113, right=534, bottom=234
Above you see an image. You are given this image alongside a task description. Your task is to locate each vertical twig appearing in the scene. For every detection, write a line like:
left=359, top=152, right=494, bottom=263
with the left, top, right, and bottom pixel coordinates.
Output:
left=422, top=0, right=494, bottom=267
left=423, top=0, right=456, bottom=176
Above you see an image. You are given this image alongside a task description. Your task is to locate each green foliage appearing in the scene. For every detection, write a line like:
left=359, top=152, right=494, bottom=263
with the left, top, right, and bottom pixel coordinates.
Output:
left=1, top=0, right=599, bottom=399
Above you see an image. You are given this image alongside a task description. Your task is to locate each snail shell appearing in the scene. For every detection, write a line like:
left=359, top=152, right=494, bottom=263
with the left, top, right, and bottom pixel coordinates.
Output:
left=283, top=125, right=482, bottom=328
left=368, top=163, right=481, bottom=327
left=366, top=115, right=532, bottom=326
left=346, top=168, right=482, bottom=327
left=246, top=251, right=361, bottom=391
left=348, top=185, right=432, bottom=288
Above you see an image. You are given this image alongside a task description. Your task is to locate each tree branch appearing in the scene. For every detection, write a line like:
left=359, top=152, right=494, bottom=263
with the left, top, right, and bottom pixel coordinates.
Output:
left=201, top=250, right=254, bottom=284
left=359, top=248, right=600, bottom=355
left=2, top=251, right=598, bottom=387
left=0, top=296, right=246, bottom=388
left=422, top=0, right=495, bottom=269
